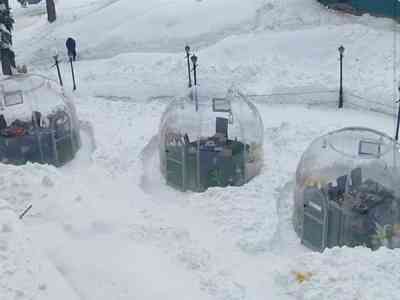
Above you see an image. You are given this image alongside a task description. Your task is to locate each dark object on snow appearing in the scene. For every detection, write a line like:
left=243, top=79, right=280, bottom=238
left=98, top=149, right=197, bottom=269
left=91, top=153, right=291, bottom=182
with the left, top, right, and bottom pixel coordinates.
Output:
left=0, top=115, right=7, bottom=130
left=66, top=37, right=77, bottom=61
left=19, top=204, right=32, bottom=219
left=46, top=0, right=56, bottom=23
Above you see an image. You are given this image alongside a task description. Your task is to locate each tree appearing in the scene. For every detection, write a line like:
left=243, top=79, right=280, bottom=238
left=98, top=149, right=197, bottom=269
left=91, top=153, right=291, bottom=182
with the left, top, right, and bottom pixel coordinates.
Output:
left=0, top=0, right=15, bottom=76
left=46, top=0, right=56, bottom=23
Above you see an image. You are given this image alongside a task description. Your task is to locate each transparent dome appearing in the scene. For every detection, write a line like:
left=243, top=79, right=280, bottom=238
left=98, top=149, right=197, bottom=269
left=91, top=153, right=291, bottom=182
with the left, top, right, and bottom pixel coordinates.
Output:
left=0, top=74, right=81, bottom=166
left=159, top=87, right=264, bottom=192
left=293, top=127, right=400, bottom=251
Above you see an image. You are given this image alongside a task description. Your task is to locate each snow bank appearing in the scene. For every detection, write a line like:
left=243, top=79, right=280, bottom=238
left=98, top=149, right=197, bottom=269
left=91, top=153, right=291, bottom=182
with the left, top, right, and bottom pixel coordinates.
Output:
left=277, top=246, right=400, bottom=300
left=0, top=199, right=79, bottom=300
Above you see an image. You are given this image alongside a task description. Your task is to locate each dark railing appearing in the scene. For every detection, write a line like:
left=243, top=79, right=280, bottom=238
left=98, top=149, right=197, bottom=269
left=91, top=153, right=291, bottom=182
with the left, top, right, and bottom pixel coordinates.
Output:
left=317, top=0, right=400, bottom=20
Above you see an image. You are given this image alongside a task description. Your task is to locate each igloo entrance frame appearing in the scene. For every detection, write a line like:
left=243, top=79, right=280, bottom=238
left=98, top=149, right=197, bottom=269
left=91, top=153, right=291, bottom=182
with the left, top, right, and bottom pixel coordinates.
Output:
left=294, top=127, right=400, bottom=251
left=159, top=88, right=264, bottom=192
left=0, top=74, right=81, bottom=166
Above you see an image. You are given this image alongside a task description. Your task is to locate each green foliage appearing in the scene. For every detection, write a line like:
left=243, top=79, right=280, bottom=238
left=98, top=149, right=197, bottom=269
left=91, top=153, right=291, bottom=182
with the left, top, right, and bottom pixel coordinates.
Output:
left=0, top=1, right=14, bottom=32
left=0, top=1, right=14, bottom=50
left=371, top=223, right=393, bottom=249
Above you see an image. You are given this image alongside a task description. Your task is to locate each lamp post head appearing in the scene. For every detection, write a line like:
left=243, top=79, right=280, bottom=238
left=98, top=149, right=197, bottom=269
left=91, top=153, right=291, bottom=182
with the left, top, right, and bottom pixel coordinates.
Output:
left=191, top=54, right=198, bottom=65
left=338, top=45, right=345, bottom=55
left=185, top=45, right=190, bottom=54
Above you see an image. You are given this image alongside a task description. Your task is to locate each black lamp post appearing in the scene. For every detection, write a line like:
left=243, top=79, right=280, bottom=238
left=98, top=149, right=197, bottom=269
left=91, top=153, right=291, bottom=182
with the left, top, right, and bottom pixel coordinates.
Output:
left=394, top=0, right=399, bottom=141
left=69, top=56, right=76, bottom=91
left=395, top=86, right=400, bottom=141
left=52, top=54, right=63, bottom=87
left=338, top=45, right=345, bottom=108
left=191, top=54, right=198, bottom=86
left=185, top=46, right=192, bottom=88
left=191, top=54, right=198, bottom=111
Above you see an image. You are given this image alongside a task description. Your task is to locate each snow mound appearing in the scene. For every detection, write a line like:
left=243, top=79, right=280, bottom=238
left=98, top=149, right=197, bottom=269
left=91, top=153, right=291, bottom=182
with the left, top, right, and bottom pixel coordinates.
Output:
left=0, top=199, right=79, bottom=300
left=277, top=246, right=400, bottom=300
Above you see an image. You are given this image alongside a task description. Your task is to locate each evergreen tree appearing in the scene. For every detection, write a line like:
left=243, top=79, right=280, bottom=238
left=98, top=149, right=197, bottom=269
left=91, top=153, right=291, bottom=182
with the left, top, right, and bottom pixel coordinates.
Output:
left=0, top=0, right=15, bottom=75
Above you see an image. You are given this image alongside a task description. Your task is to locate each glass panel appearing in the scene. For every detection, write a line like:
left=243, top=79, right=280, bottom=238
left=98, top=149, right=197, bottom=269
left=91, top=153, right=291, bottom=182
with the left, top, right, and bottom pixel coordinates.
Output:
left=358, top=140, right=381, bottom=157
left=4, top=91, right=23, bottom=107
left=212, top=97, right=231, bottom=112
left=0, top=75, right=80, bottom=167
left=294, top=127, right=400, bottom=251
left=159, top=88, right=263, bottom=192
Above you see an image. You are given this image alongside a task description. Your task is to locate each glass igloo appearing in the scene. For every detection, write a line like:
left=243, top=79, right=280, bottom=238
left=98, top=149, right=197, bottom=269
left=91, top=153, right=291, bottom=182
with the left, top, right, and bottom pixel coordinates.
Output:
left=159, top=88, right=264, bottom=192
left=293, top=127, right=400, bottom=251
left=0, top=74, right=81, bottom=166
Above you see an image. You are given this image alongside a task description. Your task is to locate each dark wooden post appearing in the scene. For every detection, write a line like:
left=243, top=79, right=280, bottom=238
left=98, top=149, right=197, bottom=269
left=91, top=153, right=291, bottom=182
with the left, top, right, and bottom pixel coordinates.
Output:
left=46, top=0, right=56, bottom=23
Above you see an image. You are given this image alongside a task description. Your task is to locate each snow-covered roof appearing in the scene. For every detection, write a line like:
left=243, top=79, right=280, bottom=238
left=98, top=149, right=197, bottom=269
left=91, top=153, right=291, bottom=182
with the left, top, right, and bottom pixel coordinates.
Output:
left=0, top=74, right=70, bottom=124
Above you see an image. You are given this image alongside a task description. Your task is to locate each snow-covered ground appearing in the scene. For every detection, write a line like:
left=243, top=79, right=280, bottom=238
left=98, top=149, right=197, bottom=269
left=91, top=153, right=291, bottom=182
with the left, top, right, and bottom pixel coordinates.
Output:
left=2, top=0, right=400, bottom=299
left=0, top=199, right=80, bottom=300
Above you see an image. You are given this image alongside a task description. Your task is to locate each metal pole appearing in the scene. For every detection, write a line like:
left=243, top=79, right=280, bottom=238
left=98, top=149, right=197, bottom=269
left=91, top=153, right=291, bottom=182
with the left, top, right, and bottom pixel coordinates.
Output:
left=191, top=54, right=198, bottom=111
left=395, top=2, right=399, bottom=141
left=193, top=63, right=197, bottom=86
left=339, top=51, right=343, bottom=108
left=396, top=100, right=400, bottom=141
left=69, top=56, right=76, bottom=91
left=53, top=55, right=63, bottom=86
left=185, top=46, right=192, bottom=88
